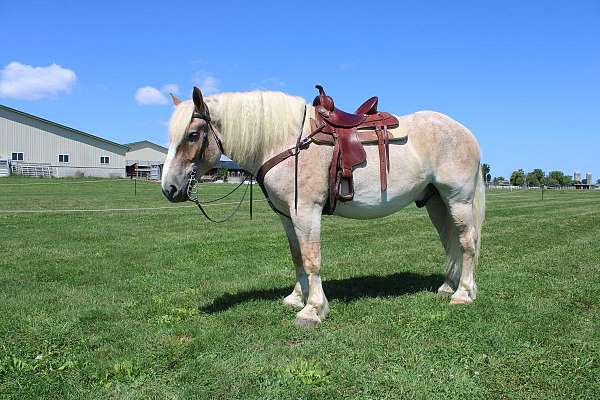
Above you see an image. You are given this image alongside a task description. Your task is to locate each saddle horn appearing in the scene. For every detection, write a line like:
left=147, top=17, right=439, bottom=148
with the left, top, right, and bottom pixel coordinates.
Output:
left=313, top=84, right=334, bottom=111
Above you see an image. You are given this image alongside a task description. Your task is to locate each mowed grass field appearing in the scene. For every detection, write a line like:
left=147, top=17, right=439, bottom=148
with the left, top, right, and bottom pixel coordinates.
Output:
left=0, top=176, right=598, bottom=399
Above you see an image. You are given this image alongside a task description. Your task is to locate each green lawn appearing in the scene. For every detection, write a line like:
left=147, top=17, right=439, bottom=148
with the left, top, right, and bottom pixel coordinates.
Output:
left=0, top=177, right=598, bottom=399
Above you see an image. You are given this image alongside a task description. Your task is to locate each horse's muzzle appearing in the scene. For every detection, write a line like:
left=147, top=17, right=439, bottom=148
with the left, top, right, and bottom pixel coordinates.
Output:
left=162, top=184, right=188, bottom=202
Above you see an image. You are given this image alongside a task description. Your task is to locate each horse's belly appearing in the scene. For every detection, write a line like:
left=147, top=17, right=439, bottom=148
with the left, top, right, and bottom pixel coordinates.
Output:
left=333, top=146, right=427, bottom=220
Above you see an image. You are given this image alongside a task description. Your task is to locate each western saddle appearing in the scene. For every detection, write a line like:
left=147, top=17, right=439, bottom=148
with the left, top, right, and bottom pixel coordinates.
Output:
left=310, top=85, right=400, bottom=213
left=256, top=85, right=402, bottom=216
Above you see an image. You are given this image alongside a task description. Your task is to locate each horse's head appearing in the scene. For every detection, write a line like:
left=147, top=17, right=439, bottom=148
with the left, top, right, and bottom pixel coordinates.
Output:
left=161, top=86, right=223, bottom=202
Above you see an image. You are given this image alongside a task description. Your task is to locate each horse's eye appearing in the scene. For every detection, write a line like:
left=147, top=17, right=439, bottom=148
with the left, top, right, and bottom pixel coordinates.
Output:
left=188, top=131, right=200, bottom=142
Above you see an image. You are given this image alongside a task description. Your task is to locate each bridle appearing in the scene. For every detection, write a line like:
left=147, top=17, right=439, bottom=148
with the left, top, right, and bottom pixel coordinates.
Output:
left=188, top=111, right=224, bottom=156
left=185, top=104, right=311, bottom=223
left=185, top=109, right=253, bottom=223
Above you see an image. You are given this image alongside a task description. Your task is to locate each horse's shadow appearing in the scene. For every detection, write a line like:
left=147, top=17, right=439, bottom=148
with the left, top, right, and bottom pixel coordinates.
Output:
left=199, top=272, right=443, bottom=314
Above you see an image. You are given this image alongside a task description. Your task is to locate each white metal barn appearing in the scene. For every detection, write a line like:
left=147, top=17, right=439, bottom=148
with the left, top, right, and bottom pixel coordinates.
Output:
left=0, top=104, right=127, bottom=178
left=125, top=140, right=167, bottom=179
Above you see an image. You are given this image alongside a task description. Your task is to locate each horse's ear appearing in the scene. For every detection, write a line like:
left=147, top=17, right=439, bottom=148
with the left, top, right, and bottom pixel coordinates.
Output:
left=170, top=93, right=182, bottom=106
left=192, top=86, right=207, bottom=114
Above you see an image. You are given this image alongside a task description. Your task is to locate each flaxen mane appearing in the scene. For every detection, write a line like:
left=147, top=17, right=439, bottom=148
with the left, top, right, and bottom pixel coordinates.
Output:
left=168, top=91, right=306, bottom=166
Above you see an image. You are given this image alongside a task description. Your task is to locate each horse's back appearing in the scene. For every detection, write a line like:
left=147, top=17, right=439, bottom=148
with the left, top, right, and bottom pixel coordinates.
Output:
left=334, top=110, right=481, bottom=219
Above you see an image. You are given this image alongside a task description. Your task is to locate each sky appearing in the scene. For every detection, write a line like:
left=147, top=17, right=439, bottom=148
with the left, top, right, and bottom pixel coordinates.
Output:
left=1, top=0, right=599, bottom=179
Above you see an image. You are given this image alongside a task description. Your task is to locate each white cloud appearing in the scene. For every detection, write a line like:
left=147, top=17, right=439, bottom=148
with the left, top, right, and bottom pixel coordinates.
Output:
left=192, top=72, right=220, bottom=94
left=0, top=62, right=77, bottom=100
left=161, top=83, right=179, bottom=94
left=134, top=86, right=168, bottom=105
left=135, top=83, right=181, bottom=105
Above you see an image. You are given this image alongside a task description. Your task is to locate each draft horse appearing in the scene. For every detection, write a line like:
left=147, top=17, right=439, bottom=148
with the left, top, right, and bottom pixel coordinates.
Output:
left=161, top=86, right=485, bottom=327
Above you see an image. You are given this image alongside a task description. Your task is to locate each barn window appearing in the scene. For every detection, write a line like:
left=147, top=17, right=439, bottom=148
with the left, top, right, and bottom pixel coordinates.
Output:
left=58, top=154, right=70, bottom=163
left=11, top=152, right=24, bottom=161
left=100, top=156, right=110, bottom=164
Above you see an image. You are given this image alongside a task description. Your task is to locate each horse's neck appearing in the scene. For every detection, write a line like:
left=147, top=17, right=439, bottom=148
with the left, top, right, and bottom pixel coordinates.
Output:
left=213, top=109, right=309, bottom=176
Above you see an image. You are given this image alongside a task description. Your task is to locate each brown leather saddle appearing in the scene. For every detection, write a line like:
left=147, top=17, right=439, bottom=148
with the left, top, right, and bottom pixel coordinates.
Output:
left=256, top=85, right=402, bottom=216
left=310, top=85, right=400, bottom=213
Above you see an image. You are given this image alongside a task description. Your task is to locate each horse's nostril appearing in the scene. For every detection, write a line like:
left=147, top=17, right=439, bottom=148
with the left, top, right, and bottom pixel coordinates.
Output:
left=162, top=185, right=178, bottom=201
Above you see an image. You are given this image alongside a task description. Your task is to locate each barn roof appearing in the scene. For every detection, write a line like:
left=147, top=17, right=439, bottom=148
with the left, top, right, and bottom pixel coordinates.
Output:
left=0, top=103, right=129, bottom=151
left=124, top=140, right=168, bottom=153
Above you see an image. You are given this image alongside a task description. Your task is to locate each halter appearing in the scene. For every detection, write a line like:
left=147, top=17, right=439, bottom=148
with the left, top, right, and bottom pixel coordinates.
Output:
left=186, top=109, right=253, bottom=223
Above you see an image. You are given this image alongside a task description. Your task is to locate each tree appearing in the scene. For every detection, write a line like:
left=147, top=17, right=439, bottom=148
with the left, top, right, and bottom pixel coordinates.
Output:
left=217, top=167, right=228, bottom=181
left=510, top=169, right=526, bottom=186
left=532, top=169, right=545, bottom=183
left=545, top=170, right=567, bottom=187
left=525, top=168, right=545, bottom=187
left=526, top=172, right=540, bottom=187
left=481, top=163, right=491, bottom=183
left=597, top=178, right=600, bottom=185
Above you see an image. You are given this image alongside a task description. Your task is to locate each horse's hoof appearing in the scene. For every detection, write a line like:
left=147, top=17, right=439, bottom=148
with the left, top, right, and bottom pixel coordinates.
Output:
left=294, top=315, right=320, bottom=328
left=437, top=283, right=454, bottom=298
left=283, top=293, right=305, bottom=310
left=295, top=307, right=322, bottom=328
left=450, top=290, right=474, bottom=305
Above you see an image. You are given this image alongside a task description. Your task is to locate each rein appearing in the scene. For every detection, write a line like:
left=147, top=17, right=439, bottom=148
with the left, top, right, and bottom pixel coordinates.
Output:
left=186, top=167, right=253, bottom=223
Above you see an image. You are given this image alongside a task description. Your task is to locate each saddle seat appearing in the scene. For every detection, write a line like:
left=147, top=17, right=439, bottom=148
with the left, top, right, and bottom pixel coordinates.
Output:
left=312, top=85, right=379, bottom=128
left=311, top=85, right=401, bottom=214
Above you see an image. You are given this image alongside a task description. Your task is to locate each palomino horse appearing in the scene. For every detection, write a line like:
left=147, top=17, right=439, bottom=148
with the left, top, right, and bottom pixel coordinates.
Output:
left=162, top=87, right=485, bottom=327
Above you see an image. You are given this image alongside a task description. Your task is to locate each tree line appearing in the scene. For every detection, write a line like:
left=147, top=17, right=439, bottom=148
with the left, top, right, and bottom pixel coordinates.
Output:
left=481, top=164, right=597, bottom=187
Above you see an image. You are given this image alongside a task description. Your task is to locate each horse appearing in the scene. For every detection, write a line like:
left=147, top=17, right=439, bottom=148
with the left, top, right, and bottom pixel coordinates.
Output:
left=161, top=86, right=485, bottom=327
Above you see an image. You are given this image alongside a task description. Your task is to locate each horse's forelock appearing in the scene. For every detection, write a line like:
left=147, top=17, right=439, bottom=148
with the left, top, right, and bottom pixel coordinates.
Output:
left=168, top=100, right=195, bottom=146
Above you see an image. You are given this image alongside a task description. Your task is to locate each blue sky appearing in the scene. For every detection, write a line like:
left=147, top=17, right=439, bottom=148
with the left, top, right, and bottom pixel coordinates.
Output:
left=1, top=0, right=599, bottom=179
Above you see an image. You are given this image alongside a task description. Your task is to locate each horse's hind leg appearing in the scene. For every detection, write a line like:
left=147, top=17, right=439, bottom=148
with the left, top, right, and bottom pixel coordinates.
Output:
left=446, top=200, right=479, bottom=304
left=425, top=194, right=461, bottom=296
left=280, top=216, right=307, bottom=310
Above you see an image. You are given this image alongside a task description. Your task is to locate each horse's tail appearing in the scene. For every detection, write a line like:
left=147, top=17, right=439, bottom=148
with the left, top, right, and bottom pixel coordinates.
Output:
left=472, top=165, right=486, bottom=269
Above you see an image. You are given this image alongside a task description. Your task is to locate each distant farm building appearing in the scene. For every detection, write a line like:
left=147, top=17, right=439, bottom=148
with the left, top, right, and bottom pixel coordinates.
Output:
left=0, top=104, right=127, bottom=178
left=125, top=140, right=167, bottom=180
left=0, top=104, right=172, bottom=179
left=0, top=104, right=248, bottom=180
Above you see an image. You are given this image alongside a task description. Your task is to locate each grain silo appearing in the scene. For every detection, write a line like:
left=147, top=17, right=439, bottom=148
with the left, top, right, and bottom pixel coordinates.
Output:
left=574, top=171, right=581, bottom=182
left=586, top=172, right=592, bottom=185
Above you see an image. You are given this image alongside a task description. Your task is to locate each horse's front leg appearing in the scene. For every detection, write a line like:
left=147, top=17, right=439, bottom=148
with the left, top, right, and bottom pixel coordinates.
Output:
left=280, top=216, right=307, bottom=310
left=291, top=208, right=329, bottom=327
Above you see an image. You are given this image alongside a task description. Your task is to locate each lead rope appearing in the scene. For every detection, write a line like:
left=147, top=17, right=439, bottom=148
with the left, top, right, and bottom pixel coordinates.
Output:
left=187, top=168, right=252, bottom=223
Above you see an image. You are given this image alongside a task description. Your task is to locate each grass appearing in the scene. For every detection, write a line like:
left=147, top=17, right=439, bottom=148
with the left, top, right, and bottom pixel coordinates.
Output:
left=0, top=176, right=598, bottom=399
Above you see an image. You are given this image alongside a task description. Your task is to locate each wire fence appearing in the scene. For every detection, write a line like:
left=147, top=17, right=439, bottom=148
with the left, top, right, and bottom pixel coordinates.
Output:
left=0, top=199, right=266, bottom=214
left=0, top=177, right=265, bottom=215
